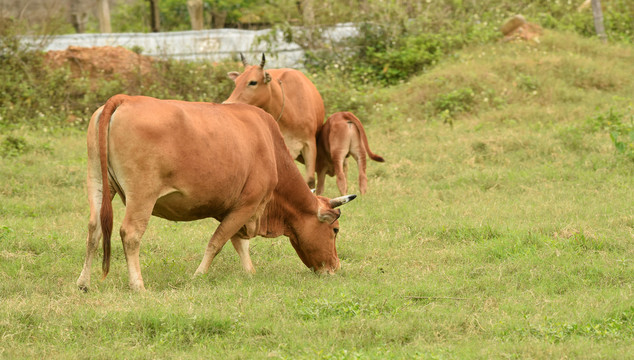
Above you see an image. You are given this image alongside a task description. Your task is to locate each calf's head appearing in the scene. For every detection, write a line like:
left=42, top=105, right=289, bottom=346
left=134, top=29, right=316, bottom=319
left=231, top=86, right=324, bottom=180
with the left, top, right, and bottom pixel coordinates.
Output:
left=287, top=195, right=356, bottom=274
left=224, top=53, right=272, bottom=107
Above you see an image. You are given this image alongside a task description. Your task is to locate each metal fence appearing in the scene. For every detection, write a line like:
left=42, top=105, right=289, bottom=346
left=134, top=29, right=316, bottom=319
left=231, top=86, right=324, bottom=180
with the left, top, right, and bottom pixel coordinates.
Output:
left=22, top=23, right=358, bottom=68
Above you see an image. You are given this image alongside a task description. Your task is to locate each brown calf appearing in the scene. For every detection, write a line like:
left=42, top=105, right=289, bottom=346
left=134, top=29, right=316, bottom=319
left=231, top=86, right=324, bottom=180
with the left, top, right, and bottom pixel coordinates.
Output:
left=316, top=112, right=385, bottom=196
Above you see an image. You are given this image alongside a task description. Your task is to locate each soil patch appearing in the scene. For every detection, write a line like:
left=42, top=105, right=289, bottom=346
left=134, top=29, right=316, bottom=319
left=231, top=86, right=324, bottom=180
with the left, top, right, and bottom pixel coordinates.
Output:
left=44, top=45, right=156, bottom=81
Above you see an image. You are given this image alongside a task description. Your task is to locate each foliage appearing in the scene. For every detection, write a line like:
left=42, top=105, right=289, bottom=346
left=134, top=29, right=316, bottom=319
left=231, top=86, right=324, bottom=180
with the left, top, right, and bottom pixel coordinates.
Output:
left=0, top=135, right=30, bottom=157
left=302, top=16, right=499, bottom=87
left=588, top=105, right=634, bottom=161
left=293, top=0, right=633, bottom=86
left=515, top=307, right=634, bottom=343
left=108, top=0, right=270, bottom=32
left=0, top=28, right=236, bottom=130
left=433, top=87, right=476, bottom=116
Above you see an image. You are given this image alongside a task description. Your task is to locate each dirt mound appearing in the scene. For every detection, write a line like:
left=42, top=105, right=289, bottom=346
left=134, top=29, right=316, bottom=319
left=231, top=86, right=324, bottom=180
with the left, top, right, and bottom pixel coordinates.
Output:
left=500, top=15, right=543, bottom=43
left=44, top=45, right=156, bottom=81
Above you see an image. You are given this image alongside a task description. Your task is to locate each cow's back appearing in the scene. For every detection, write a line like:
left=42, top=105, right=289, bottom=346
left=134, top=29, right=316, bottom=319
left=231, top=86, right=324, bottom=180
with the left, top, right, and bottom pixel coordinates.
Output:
left=99, top=97, right=280, bottom=221
left=269, top=69, right=325, bottom=134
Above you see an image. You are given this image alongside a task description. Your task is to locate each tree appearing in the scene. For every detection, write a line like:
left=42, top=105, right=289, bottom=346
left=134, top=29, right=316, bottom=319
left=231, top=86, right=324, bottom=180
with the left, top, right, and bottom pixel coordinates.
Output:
left=299, top=0, right=316, bottom=47
left=591, top=0, right=607, bottom=43
left=97, top=0, right=112, bottom=33
left=69, top=0, right=87, bottom=33
left=187, top=0, right=204, bottom=30
left=149, top=0, right=160, bottom=32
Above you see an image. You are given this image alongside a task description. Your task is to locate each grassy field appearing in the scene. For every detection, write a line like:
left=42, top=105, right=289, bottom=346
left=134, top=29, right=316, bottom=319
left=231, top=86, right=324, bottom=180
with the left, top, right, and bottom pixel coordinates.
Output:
left=1, top=31, right=633, bottom=359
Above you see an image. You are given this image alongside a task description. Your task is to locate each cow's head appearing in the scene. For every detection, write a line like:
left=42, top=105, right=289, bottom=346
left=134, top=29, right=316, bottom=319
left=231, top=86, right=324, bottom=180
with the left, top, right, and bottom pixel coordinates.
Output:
left=287, top=194, right=356, bottom=274
left=224, top=53, right=272, bottom=108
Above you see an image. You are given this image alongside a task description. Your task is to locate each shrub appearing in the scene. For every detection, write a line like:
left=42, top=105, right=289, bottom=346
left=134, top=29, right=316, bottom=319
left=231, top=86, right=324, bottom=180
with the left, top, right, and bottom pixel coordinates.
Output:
left=0, top=136, right=30, bottom=157
left=0, top=27, right=237, bottom=130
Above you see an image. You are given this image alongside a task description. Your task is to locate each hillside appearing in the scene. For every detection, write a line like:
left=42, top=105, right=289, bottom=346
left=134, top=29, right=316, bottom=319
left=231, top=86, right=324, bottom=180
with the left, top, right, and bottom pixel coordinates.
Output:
left=382, top=30, right=634, bottom=125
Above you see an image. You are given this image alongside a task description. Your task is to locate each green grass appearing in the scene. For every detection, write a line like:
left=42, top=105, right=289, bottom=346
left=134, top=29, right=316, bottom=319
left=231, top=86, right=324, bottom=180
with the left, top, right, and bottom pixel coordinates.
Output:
left=1, top=31, right=633, bottom=359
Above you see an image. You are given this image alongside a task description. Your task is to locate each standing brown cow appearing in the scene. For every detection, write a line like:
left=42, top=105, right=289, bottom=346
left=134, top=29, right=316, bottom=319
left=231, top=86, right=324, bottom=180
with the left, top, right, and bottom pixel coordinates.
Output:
left=76, top=95, right=356, bottom=292
left=224, top=54, right=325, bottom=188
left=316, top=112, right=385, bottom=196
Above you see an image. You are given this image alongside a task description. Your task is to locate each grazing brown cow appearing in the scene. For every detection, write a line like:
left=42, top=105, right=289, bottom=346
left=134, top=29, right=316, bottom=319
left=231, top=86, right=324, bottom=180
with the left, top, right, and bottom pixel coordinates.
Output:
left=224, top=54, right=325, bottom=188
left=76, top=95, right=356, bottom=292
left=316, top=112, right=385, bottom=196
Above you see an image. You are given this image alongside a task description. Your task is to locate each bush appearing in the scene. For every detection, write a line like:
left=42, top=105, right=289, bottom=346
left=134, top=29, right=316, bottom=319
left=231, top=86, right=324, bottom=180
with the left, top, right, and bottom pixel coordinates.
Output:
left=0, top=28, right=237, bottom=130
left=0, top=136, right=30, bottom=157
left=296, top=0, right=633, bottom=87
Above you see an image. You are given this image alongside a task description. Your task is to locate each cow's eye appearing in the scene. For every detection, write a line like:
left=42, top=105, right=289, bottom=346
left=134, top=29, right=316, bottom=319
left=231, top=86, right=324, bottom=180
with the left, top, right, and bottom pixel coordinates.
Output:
left=248, top=80, right=258, bottom=86
left=333, top=228, right=339, bottom=235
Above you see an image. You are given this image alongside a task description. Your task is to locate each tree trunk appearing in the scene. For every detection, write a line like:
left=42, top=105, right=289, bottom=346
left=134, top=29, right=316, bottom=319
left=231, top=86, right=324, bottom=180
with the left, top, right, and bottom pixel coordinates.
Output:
left=187, top=0, right=204, bottom=30
left=300, top=0, right=315, bottom=27
left=211, top=10, right=227, bottom=29
left=70, top=0, right=86, bottom=33
left=97, top=0, right=111, bottom=33
left=149, top=0, right=160, bottom=32
left=591, top=0, right=607, bottom=43
left=299, top=0, right=316, bottom=47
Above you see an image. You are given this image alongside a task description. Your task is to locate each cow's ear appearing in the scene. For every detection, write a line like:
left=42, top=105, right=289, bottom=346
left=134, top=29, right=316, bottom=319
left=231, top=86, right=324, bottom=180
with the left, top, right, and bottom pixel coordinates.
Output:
left=227, top=71, right=240, bottom=82
left=264, top=72, right=272, bottom=84
left=317, top=208, right=341, bottom=224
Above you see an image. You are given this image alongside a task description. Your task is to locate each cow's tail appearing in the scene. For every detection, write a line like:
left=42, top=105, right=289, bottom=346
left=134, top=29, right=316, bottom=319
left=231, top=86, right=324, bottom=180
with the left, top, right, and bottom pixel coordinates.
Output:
left=98, top=94, right=127, bottom=280
left=343, top=112, right=385, bottom=162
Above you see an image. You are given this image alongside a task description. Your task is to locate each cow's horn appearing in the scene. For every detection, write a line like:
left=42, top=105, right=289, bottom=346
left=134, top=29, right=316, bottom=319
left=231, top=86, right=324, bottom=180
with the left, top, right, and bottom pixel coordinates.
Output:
left=330, top=195, right=357, bottom=208
left=240, top=53, right=248, bottom=67
left=260, top=53, right=266, bottom=68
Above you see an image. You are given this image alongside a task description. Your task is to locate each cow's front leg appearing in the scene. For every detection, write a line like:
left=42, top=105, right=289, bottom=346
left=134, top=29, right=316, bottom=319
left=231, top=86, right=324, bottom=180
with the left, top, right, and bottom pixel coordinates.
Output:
left=231, top=237, right=255, bottom=274
left=195, top=207, right=257, bottom=276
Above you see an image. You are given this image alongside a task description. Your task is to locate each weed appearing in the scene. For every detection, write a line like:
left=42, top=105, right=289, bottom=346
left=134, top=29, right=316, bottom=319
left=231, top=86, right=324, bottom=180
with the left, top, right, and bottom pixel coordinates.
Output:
left=588, top=105, right=634, bottom=160
left=296, top=294, right=387, bottom=320
left=516, top=74, right=539, bottom=92
left=0, top=135, right=30, bottom=157
left=433, top=87, right=476, bottom=117
left=518, top=307, right=634, bottom=343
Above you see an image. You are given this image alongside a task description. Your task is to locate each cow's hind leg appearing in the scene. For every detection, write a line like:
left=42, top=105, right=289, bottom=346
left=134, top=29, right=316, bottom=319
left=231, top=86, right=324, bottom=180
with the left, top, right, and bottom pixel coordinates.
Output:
left=195, top=206, right=260, bottom=276
left=119, top=199, right=154, bottom=291
left=352, top=151, right=368, bottom=195
left=332, top=153, right=348, bottom=196
left=77, top=177, right=115, bottom=292
left=231, top=237, right=255, bottom=274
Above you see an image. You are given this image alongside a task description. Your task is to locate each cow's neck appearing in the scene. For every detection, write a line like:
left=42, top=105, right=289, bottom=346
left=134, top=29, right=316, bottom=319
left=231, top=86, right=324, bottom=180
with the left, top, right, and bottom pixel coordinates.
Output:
left=259, top=149, right=318, bottom=238
left=264, top=80, right=285, bottom=122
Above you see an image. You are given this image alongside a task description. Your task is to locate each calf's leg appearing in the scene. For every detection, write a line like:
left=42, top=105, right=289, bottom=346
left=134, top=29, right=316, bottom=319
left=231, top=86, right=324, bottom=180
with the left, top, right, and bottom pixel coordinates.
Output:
left=332, top=154, right=348, bottom=196
left=353, top=152, right=368, bottom=195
